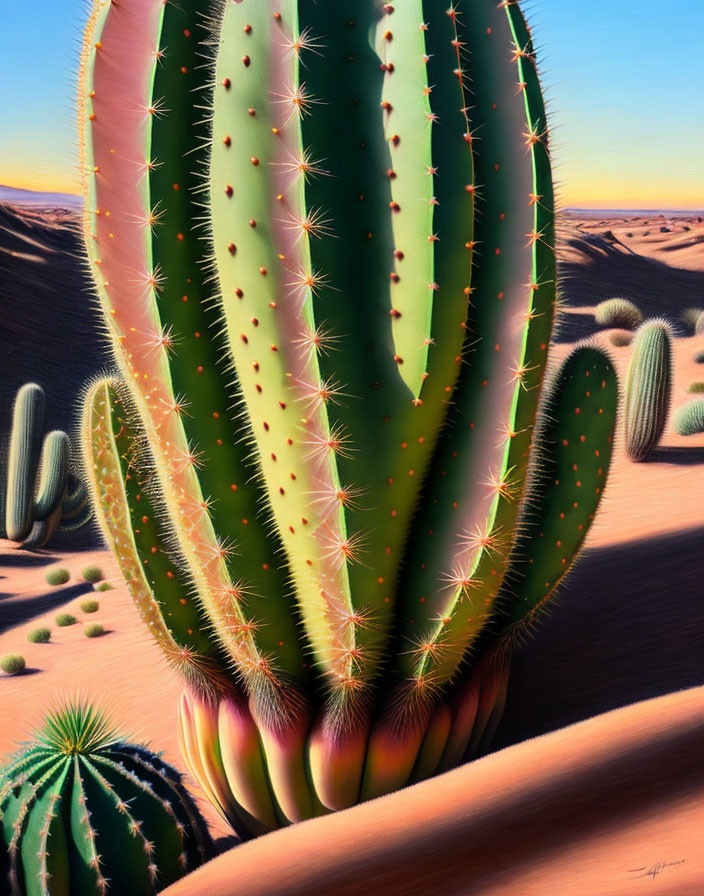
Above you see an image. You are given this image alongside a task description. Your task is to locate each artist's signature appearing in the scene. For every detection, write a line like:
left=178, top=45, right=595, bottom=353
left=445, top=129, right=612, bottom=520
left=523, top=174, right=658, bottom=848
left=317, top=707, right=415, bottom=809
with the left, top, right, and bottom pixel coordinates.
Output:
left=628, top=859, right=686, bottom=881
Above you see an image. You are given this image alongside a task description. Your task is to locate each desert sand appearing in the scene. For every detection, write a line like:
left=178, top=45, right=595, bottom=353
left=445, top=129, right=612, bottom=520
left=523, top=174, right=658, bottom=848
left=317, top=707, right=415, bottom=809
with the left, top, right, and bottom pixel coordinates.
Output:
left=1, top=210, right=703, bottom=892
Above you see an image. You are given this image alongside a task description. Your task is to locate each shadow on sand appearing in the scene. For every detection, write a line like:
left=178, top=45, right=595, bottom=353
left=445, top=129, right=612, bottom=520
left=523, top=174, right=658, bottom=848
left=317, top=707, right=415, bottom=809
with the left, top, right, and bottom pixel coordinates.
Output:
left=497, top=525, right=704, bottom=750
left=648, top=445, right=704, bottom=466
left=0, top=583, right=95, bottom=634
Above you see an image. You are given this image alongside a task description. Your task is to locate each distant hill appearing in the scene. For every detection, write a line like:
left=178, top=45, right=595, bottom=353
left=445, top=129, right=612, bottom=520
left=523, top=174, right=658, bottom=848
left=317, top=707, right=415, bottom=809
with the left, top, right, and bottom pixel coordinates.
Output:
left=0, top=184, right=82, bottom=210
left=0, top=202, right=104, bottom=430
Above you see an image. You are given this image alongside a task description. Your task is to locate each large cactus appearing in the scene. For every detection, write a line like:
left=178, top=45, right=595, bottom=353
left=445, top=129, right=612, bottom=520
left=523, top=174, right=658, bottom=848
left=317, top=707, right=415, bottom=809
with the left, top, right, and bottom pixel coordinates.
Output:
left=1, top=384, right=91, bottom=549
left=79, top=0, right=618, bottom=836
left=0, top=701, right=212, bottom=895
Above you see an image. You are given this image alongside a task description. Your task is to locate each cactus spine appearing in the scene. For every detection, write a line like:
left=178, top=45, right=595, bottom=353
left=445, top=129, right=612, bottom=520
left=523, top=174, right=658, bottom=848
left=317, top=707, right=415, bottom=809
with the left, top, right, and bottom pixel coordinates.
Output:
left=0, top=702, right=212, bottom=895
left=624, top=320, right=673, bottom=461
left=79, top=0, right=617, bottom=834
left=1, top=384, right=91, bottom=549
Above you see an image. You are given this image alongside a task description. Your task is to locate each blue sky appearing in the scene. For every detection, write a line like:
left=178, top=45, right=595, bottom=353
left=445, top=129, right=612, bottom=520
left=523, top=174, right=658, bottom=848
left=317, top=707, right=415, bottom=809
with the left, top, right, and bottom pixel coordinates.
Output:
left=2, top=0, right=703, bottom=207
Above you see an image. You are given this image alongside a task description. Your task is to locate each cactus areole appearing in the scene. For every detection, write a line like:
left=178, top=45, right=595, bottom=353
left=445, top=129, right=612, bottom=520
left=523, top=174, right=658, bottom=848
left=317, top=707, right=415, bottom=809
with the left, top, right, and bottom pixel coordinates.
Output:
left=79, top=0, right=616, bottom=836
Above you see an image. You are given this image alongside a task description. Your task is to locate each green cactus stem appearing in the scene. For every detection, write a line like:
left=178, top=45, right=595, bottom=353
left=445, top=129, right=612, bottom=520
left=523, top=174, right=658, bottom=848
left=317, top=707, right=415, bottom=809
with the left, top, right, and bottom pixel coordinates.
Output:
left=1, top=384, right=91, bottom=548
left=624, top=320, right=673, bottom=461
left=0, top=701, right=212, bottom=896
left=673, top=398, right=704, bottom=435
left=79, top=0, right=618, bottom=835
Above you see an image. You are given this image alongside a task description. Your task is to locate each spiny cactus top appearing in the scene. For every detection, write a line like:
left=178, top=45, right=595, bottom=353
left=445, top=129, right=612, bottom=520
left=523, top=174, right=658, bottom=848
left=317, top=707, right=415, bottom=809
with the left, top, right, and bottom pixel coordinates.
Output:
left=0, top=702, right=212, bottom=896
left=78, top=0, right=618, bottom=833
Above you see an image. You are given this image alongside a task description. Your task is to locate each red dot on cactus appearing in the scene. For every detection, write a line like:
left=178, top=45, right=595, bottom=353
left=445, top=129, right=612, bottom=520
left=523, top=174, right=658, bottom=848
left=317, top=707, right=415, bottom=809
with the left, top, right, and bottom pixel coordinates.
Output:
left=260, top=267, right=267, bottom=275
left=228, top=242, right=237, bottom=255
left=184, top=28, right=191, bottom=37
left=242, top=56, right=251, bottom=67
left=197, top=365, right=204, bottom=373
left=249, top=218, right=256, bottom=227
left=497, top=292, right=504, bottom=299
left=230, top=484, right=238, bottom=492
left=251, top=156, right=260, bottom=166
left=273, top=11, right=281, bottom=20
left=172, top=183, right=179, bottom=190
left=248, top=108, right=256, bottom=117
left=390, top=272, right=400, bottom=283
left=180, top=66, right=188, bottom=75
left=244, top=23, right=252, bottom=33
left=575, top=407, right=581, bottom=414
left=222, top=78, right=231, bottom=89
left=241, top=335, right=248, bottom=344
left=495, top=248, right=501, bottom=256
left=251, top=317, right=259, bottom=326
left=223, top=135, right=231, bottom=146
left=381, top=101, right=393, bottom=112
left=225, top=185, right=233, bottom=197
left=177, top=233, right=184, bottom=242
left=391, top=134, right=400, bottom=146
left=263, top=422, right=269, bottom=431
left=390, top=309, right=401, bottom=318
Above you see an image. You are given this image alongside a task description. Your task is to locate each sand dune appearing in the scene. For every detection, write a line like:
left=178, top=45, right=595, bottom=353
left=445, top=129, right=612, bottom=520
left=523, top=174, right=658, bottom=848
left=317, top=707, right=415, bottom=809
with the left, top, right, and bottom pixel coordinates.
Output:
left=163, top=685, right=704, bottom=896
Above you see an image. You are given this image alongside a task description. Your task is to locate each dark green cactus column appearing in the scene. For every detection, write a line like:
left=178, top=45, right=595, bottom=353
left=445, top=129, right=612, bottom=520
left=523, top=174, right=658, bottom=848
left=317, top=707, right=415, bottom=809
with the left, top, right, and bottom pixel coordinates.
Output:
left=624, top=320, right=672, bottom=461
left=5, top=384, right=45, bottom=542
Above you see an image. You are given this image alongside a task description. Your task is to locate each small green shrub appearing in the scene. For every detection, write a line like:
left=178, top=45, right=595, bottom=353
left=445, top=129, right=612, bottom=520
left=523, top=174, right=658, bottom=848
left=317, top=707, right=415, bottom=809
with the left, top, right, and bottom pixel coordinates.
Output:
left=680, top=307, right=704, bottom=333
left=27, top=628, right=51, bottom=644
left=608, top=330, right=633, bottom=347
left=84, top=623, right=105, bottom=638
left=1, top=655, right=26, bottom=675
left=687, top=382, right=704, bottom=394
left=673, top=399, right=704, bottom=436
left=95, top=582, right=113, bottom=592
left=594, top=298, right=643, bottom=330
left=81, top=565, right=104, bottom=583
left=56, top=614, right=77, bottom=627
left=80, top=600, right=100, bottom=614
left=45, top=568, right=70, bottom=587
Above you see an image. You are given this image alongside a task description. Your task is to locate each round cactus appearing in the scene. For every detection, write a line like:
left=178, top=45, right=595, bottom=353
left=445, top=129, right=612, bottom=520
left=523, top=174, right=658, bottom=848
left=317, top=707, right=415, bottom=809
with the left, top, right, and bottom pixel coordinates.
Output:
left=594, top=298, right=643, bottom=330
left=0, top=702, right=212, bottom=895
left=624, top=320, right=673, bottom=461
left=673, top=399, right=704, bottom=436
left=26, top=629, right=50, bottom=645
left=0, top=656, right=26, bottom=676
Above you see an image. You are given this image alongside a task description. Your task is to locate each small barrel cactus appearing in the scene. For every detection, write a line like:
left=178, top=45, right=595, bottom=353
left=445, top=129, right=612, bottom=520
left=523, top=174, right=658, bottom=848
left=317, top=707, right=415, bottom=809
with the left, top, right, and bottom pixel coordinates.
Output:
left=0, top=702, right=212, bottom=896
left=1, top=384, right=91, bottom=549
left=78, top=0, right=619, bottom=837
left=673, top=399, right=704, bottom=436
left=624, top=320, right=673, bottom=461
left=594, top=298, right=643, bottom=331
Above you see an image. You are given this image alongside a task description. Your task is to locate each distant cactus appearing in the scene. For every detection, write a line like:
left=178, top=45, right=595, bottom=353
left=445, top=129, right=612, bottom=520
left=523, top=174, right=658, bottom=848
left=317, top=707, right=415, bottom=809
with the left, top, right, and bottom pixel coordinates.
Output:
left=694, top=350, right=704, bottom=364
left=0, top=656, right=25, bottom=676
left=0, top=702, right=212, bottom=895
left=595, top=298, right=643, bottom=330
left=26, top=628, right=50, bottom=644
left=681, top=307, right=704, bottom=333
left=78, top=0, right=619, bottom=837
left=687, top=382, right=704, bottom=394
left=0, top=384, right=92, bottom=549
left=673, top=399, right=704, bottom=436
left=608, top=330, right=634, bottom=348
left=95, top=582, right=113, bottom=592
left=84, top=623, right=105, bottom=638
left=624, top=321, right=673, bottom=460
left=80, top=600, right=99, bottom=614
left=45, top=568, right=70, bottom=587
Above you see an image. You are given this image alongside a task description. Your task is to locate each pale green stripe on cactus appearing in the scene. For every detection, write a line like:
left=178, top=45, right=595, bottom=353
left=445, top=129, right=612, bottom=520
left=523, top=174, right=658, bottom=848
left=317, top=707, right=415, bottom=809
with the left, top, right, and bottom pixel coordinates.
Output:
left=80, top=0, right=307, bottom=713
left=210, top=0, right=359, bottom=697
left=394, top=0, right=557, bottom=691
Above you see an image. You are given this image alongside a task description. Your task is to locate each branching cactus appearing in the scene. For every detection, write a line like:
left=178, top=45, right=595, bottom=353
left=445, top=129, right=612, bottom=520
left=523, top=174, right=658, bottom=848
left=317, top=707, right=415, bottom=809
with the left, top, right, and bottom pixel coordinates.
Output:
left=1, top=384, right=91, bottom=549
left=79, top=0, right=618, bottom=836
left=0, top=702, right=212, bottom=895
left=624, top=320, right=673, bottom=461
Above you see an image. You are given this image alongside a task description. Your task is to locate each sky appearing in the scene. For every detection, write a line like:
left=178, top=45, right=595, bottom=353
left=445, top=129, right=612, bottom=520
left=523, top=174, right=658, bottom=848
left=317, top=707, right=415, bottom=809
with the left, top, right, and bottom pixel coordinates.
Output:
left=1, top=1, right=703, bottom=208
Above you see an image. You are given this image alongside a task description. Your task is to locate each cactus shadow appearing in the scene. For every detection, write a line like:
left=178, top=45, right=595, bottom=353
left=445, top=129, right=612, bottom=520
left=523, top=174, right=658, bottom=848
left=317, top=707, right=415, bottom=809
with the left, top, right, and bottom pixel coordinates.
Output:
left=0, top=583, right=95, bottom=634
left=496, top=524, right=704, bottom=750
left=648, top=445, right=704, bottom=465
left=0, top=551, right=60, bottom=569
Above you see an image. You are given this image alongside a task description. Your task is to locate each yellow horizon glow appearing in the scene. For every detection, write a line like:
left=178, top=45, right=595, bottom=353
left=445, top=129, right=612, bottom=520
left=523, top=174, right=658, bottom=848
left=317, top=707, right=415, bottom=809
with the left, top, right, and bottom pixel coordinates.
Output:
left=4, top=168, right=704, bottom=211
